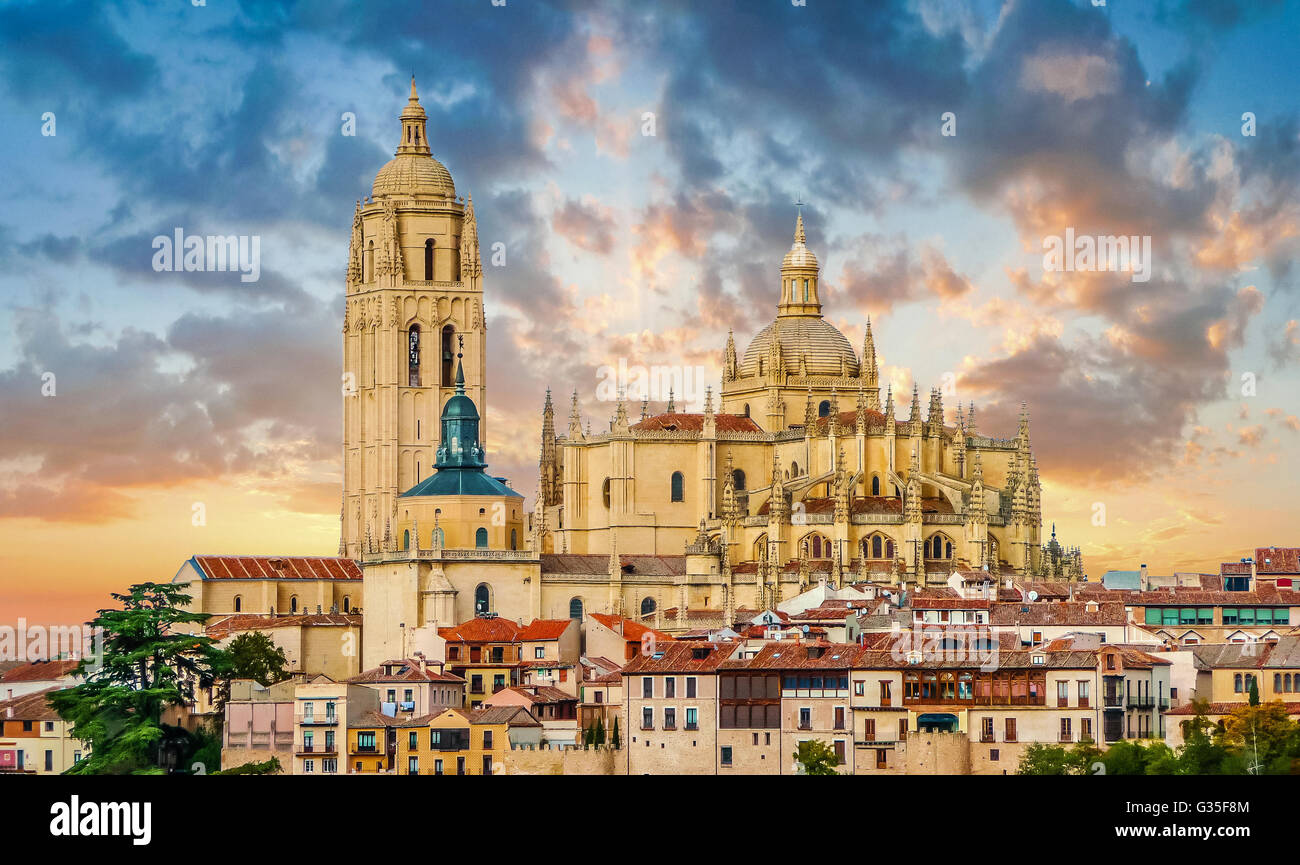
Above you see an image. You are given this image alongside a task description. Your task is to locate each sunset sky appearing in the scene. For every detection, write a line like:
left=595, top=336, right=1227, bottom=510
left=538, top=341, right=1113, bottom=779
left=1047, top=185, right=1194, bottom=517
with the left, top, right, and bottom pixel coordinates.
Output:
left=1, top=0, right=1298, bottom=627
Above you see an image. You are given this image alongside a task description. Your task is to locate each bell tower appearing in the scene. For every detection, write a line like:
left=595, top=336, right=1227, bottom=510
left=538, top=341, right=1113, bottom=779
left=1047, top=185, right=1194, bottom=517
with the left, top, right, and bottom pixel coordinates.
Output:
left=340, top=78, right=487, bottom=558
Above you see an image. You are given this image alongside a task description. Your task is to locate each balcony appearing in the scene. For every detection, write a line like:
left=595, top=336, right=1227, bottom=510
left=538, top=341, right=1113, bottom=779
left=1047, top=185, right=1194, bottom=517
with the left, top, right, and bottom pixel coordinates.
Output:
left=979, top=733, right=995, bottom=744
left=1102, top=693, right=1124, bottom=709
left=1126, top=695, right=1155, bottom=709
left=298, top=715, right=339, bottom=726
left=797, top=723, right=812, bottom=731
left=685, top=723, right=698, bottom=731
left=296, top=744, right=338, bottom=756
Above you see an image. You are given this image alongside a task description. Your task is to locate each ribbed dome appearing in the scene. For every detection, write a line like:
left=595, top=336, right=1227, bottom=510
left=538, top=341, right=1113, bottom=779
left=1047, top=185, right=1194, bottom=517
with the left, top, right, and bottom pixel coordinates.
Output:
left=740, top=317, right=859, bottom=377
left=372, top=153, right=456, bottom=199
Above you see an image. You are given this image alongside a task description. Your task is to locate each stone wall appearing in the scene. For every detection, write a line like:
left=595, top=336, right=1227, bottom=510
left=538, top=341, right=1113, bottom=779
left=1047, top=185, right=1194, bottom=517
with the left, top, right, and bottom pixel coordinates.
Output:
left=502, top=745, right=620, bottom=775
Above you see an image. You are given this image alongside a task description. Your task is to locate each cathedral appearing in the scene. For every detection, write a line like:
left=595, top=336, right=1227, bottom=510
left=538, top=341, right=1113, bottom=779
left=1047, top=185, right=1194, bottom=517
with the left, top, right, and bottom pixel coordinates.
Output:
left=348, top=81, right=1083, bottom=667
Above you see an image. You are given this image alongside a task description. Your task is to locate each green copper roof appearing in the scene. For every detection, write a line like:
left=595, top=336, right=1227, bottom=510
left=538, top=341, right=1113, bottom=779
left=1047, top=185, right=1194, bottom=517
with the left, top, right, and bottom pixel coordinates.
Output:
left=400, top=470, right=522, bottom=498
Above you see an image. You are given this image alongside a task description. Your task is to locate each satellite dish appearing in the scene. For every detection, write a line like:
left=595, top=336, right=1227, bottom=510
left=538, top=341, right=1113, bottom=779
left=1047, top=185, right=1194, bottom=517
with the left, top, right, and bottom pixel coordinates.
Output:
left=802, top=625, right=810, bottom=634
left=882, top=590, right=893, bottom=599
left=1027, top=590, right=1039, bottom=601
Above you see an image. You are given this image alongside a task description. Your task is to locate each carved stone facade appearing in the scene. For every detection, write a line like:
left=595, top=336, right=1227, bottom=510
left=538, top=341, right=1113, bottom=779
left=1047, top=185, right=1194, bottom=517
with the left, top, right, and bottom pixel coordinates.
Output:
left=341, top=79, right=487, bottom=558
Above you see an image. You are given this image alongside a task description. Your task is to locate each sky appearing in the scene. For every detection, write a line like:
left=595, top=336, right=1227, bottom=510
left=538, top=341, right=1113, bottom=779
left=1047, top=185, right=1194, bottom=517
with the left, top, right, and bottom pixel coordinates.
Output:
left=1, top=0, right=1298, bottom=627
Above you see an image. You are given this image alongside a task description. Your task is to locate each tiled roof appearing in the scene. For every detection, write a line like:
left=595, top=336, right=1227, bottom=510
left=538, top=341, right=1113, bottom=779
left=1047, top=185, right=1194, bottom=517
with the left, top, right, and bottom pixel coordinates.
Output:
left=352, top=711, right=403, bottom=728
left=494, top=685, right=575, bottom=704
left=438, top=616, right=523, bottom=644
left=540, top=554, right=686, bottom=576
left=912, top=597, right=992, bottom=610
left=518, top=619, right=573, bottom=641
left=630, top=412, right=763, bottom=433
left=0, top=659, right=80, bottom=683
left=0, top=687, right=62, bottom=721
left=347, top=660, right=464, bottom=684
left=189, top=554, right=362, bottom=581
left=1167, top=700, right=1300, bottom=716
left=724, top=642, right=861, bottom=670
left=1122, top=586, right=1300, bottom=605
left=588, top=613, right=673, bottom=644
left=206, top=613, right=360, bottom=637
left=1191, top=636, right=1300, bottom=670
left=1221, top=562, right=1253, bottom=575
left=469, top=705, right=543, bottom=727
left=620, top=640, right=740, bottom=674
left=1256, top=547, right=1300, bottom=574
left=990, top=602, right=1127, bottom=626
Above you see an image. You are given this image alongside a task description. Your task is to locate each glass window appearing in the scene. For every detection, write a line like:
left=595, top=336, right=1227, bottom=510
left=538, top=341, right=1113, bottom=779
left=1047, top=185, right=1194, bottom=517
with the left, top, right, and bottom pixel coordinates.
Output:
left=1145, top=608, right=1161, bottom=625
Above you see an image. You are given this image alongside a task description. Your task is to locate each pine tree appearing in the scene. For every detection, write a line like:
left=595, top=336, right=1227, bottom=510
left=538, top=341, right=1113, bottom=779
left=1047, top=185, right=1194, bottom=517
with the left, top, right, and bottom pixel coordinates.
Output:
left=595, top=716, right=606, bottom=746
left=611, top=716, right=621, bottom=749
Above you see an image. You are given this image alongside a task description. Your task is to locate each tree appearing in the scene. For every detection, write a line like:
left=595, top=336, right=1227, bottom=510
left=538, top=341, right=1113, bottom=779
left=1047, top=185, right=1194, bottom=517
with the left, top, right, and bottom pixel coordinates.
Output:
left=1222, top=701, right=1295, bottom=773
left=584, top=722, right=595, bottom=747
left=594, top=716, right=606, bottom=746
left=1248, top=677, right=1260, bottom=707
left=610, top=716, right=621, bottom=750
left=1017, top=743, right=1074, bottom=775
left=209, top=631, right=289, bottom=716
left=49, top=582, right=216, bottom=775
left=793, top=739, right=840, bottom=775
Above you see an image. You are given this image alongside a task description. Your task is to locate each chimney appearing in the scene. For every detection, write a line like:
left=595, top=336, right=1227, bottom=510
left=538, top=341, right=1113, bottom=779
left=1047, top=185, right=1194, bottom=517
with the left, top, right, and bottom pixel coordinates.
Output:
left=1139, top=563, right=1148, bottom=591
left=1250, top=557, right=1257, bottom=591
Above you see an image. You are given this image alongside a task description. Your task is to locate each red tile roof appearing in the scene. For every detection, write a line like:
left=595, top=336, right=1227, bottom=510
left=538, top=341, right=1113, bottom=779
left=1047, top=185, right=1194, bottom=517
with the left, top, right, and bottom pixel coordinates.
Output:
left=1256, top=547, right=1300, bottom=575
left=438, top=616, right=524, bottom=644
left=990, top=602, right=1128, bottom=626
left=621, top=640, right=740, bottom=673
left=0, top=687, right=62, bottom=722
left=189, top=555, right=362, bottom=581
left=347, top=660, right=464, bottom=684
left=630, top=412, right=763, bottom=433
left=0, top=659, right=80, bottom=683
left=911, top=597, right=992, bottom=610
left=1166, top=700, right=1300, bottom=716
left=518, top=619, right=573, bottom=641
left=206, top=613, right=360, bottom=638
left=588, top=613, right=673, bottom=645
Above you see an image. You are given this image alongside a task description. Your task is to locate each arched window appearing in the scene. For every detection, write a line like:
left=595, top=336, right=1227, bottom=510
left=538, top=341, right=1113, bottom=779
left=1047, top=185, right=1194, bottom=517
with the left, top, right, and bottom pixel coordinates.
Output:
left=441, top=325, right=456, bottom=383
left=754, top=534, right=768, bottom=561
left=872, top=535, right=883, bottom=558
left=408, top=325, right=421, bottom=386
left=602, top=478, right=611, bottom=508
left=742, top=403, right=750, bottom=417
left=1233, top=673, right=1243, bottom=693
left=818, top=400, right=831, bottom=418
left=475, top=584, right=491, bottom=615
left=1275, top=673, right=1283, bottom=693
left=475, top=527, right=488, bottom=548
left=402, top=529, right=410, bottom=550
left=424, top=239, right=434, bottom=281
left=510, top=529, right=517, bottom=550
left=569, top=597, right=584, bottom=619
left=732, top=469, right=746, bottom=491
left=233, top=595, right=242, bottom=613
left=871, top=475, right=880, bottom=496
left=342, top=596, right=350, bottom=613
left=803, top=278, right=810, bottom=302
left=790, top=461, right=799, bottom=477
left=433, top=527, right=445, bottom=547
left=290, top=595, right=299, bottom=614
left=366, top=240, right=374, bottom=282
left=641, top=597, right=656, bottom=617
left=670, top=471, right=684, bottom=502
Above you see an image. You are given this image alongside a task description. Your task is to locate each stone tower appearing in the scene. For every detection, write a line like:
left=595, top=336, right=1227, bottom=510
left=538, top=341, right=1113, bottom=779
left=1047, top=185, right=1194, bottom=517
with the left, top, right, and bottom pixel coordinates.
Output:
left=341, top=78, right=486, bottom=558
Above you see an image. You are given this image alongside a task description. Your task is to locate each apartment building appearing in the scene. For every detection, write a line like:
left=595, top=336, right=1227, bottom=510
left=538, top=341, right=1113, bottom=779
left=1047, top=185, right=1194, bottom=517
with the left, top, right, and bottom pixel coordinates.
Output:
left=293, top=676, right=380, bottom=776
left=439, top=615, right=525, bottom=708
left=347, top=657, right=465, bottom=717
left=484, top=684, right=580, bottom=746
left=518, top=618, right=581, bottom=696
left=621, top=640, right=740, bottom=774
left=398, top=705, right=542, bottom=775
left=0, top=688, right=86, bottom=774
left=222, top=677, right=298, bottom=771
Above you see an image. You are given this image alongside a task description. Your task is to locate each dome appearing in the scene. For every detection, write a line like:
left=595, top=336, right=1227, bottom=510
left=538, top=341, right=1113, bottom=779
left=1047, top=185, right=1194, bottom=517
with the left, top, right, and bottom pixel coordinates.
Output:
left=371, top=153, right=456, bottom=199
left=441, top=392, right=479, bottom=420
left=740, top=317, right=859, bottom=378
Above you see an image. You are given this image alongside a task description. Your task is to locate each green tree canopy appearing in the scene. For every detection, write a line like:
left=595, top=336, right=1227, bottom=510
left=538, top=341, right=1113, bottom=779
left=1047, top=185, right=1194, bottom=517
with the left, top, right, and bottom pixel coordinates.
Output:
left=793, top=739, right=840, bottom=775
left=48, top=582, right=216, bottom=774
